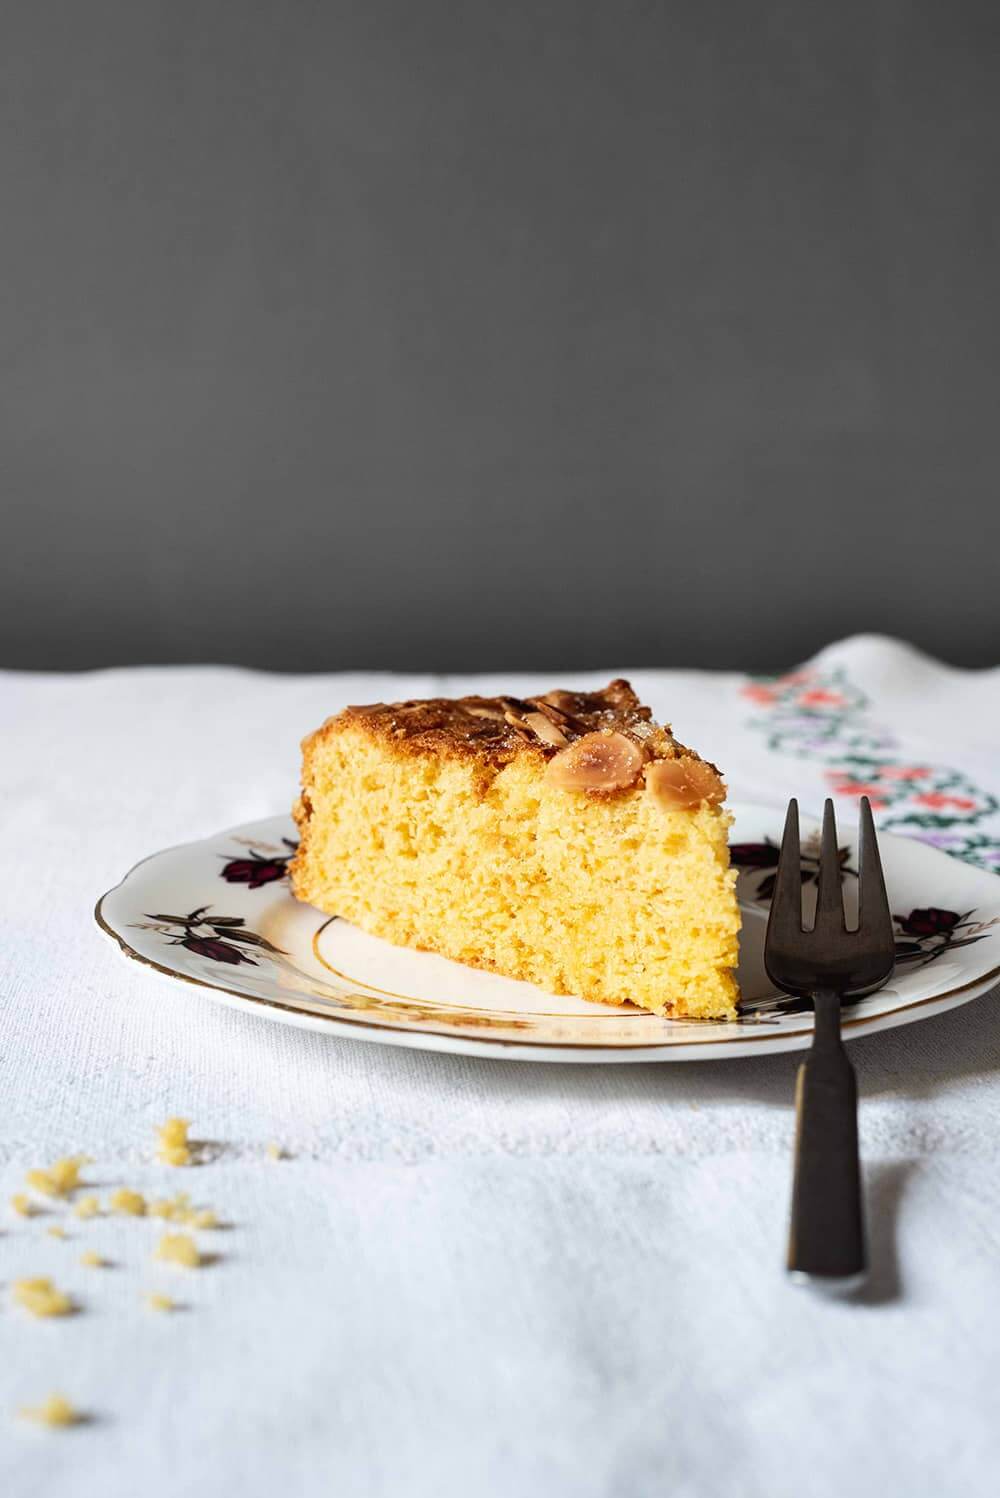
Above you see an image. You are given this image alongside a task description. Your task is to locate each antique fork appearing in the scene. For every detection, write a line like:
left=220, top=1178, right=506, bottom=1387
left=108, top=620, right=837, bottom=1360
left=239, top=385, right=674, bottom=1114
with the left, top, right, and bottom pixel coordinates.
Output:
left=764, top=796, right=895, bottom=1289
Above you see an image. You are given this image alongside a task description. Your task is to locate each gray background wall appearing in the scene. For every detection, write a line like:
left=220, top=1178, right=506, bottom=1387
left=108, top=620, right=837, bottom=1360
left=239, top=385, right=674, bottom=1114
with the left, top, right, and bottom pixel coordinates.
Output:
left=3, top=0, right=998, bottom=673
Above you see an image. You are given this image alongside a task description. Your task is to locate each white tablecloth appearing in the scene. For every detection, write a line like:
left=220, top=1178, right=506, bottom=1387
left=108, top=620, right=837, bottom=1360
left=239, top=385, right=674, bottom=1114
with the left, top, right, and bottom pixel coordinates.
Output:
left=2, top=635, right=999, bottom=1498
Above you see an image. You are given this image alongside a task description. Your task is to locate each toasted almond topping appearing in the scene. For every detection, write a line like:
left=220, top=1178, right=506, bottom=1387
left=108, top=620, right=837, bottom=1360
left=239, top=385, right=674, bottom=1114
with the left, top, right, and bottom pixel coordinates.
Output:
left=502, top=710, right=534, bottom=741
left=545, top=732, right=646, bottom=793
left=523, top=711, right=568, bottom=747
left=528, top=695, right=573, bottom=724
left=645, top=756, right=725, bottom=810
left=538, top=689, right=582, bottom=713
left=531, top=693, right=591, bottom=735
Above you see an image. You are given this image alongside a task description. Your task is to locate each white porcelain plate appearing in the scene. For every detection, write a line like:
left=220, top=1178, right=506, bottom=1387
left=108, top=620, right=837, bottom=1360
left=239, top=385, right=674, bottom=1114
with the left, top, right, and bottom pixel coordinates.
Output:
left=95, top=804, right=1000, bottom=1062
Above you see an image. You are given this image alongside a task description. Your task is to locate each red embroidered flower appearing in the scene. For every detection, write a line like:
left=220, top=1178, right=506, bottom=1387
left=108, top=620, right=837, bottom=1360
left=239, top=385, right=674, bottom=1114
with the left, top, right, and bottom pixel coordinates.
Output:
left=914, top=793, right=976, bottom=811
left=896, top=908, right=961, bottom=938
left=880, top=766, right=931, bottom=781
left=798, top=690, right=845, bottom=707
left=825, top=775, right=886, bottom=802
left=740, top=685, right=779, bottom=704
left=830, top=788, right=889, bottom=809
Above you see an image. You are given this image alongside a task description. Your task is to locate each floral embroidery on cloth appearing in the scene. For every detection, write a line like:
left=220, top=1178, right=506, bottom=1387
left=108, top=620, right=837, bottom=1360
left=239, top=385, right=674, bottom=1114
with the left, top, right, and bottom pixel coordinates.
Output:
left=742, top=667, right=1000, bottom=873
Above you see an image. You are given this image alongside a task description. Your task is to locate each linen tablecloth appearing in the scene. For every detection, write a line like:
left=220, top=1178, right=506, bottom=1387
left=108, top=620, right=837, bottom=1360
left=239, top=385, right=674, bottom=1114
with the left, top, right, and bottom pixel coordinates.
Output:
left=2, top=634, right=999, bottom=1498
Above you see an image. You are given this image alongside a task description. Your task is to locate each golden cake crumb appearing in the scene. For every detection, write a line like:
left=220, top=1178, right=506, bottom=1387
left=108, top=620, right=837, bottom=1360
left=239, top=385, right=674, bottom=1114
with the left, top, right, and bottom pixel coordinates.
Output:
left=10, top=1193, right=36, bottom=1218
left=13, top=1278, right=74, bottom=1317
left=79, top=1250, right=105, bottom=1268
left=74, top=1195, right=101, bottom=1220
left=25, top=1156, right=91, bottom=1199
left=109, top=1188, right=147, bottom=1217
left=155, top=1118, right=193, bottom=1167
left=46, top=1225, right=67, bottom=1240
left=18, top=1393, right=82, bottom=1427
left=159, top=1144, right=193, bottom=1167
left=145, top=1292, right=177, bottom=1312
left=266, top=1142, right=284, bottom=1161
left=150, top=1192, right=220, bottom=1228
left=155, top=1232, right=201, bottom=1268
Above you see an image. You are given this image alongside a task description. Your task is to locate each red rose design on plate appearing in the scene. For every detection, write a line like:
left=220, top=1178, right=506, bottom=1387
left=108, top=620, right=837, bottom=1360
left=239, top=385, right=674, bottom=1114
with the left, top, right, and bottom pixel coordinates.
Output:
left=896, top=907, right=961, bottom=938
left=182, top=934, right=257, bottom=965
left=892, top=907, right=992, bottom=966
left=221, top=841, right=297, bottom=889
left=732, top=836, right=856, bottom=906
left=729, top=842, right=780, bottom=870
left=133, top=907, right=286, bottom=968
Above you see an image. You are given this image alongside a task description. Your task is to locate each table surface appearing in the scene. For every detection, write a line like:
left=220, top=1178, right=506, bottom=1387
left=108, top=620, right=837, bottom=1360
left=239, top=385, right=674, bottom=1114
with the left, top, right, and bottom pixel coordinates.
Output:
left=2, top=636, right=999, bottom=1498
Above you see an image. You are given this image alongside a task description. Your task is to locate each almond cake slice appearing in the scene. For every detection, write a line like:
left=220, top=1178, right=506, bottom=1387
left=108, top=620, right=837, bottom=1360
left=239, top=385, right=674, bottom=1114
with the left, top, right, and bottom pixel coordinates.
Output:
left=290, top=680, right=740, bottom=1020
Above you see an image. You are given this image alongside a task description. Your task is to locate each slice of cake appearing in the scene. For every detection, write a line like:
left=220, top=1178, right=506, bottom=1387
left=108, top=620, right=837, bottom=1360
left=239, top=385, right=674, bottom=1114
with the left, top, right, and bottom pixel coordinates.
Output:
left=290, top=680, right=740, bottom=1019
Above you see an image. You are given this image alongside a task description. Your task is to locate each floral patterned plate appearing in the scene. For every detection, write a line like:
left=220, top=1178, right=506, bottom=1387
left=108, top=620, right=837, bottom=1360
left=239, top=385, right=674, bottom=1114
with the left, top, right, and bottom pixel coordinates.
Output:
left=95, top=804, right=1000, bottom=1063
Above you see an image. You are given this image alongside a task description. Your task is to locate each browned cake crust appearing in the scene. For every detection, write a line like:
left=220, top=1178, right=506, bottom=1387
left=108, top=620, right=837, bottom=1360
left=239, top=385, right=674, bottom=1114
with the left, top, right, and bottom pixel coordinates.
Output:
left=307, top=678, right=714, bottom=779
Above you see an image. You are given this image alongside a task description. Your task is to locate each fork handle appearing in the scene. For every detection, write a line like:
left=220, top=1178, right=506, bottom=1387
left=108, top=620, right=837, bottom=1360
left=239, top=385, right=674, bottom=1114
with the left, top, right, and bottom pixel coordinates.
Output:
left=787, top=989, right=866, bottom=1289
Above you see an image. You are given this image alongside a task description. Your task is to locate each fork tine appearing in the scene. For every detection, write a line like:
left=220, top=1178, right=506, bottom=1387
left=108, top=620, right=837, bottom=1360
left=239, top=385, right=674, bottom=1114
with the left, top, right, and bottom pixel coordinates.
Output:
left=857, top=795, right=892, bottom=942
left=813, top=798, right=846, bottom=933
left=767, top=798, right=803, bottom=942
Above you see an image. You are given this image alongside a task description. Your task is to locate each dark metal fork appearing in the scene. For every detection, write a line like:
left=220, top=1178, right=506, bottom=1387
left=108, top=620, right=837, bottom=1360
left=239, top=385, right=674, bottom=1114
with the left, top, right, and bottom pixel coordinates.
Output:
left=764, top=796, right=895, bottom=1290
